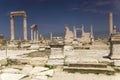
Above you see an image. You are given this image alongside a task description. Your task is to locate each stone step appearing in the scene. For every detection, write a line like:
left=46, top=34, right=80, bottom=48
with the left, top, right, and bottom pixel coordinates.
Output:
left=47, top=59, right=64, bottom=65
left=68, top=63, right=107, bottom=68
left=63, top=66, right=115, bottom=74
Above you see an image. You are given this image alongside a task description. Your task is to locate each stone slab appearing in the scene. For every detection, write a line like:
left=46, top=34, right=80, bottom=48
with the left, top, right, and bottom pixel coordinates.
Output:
left=113, top=60, right=120, bottom=67
left=2, top=68, right=21, bottom=74
left=36, top=69, right=54, bottom=77
left=0, top=73, right=27, bottom=80
left=22, top=65, right=33, bottom=75
left=47, top=59, right=64, bottom=65
left=30, top=67, right=49, bottom=75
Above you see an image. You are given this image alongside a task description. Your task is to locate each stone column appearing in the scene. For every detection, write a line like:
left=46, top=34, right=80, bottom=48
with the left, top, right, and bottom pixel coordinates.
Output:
left=37, top=30, right=38, bottom=41
left=109, top=12, right=113, bottom=36
left=81, top=24, right=85, bottom=37
left=34, top=30, right=37, bottom=41
left=10, top=16, right=14, bottom=41
left=31, top=29, right=33, bottom=40
left=73, top=26, right=76, bottom=39
left=113, top=25, right=116, bottom=34
left=50, top=32, right=53, bottom=40
left=34, top=30, right=35, bottom=41
left=90, top=25, right=94, bottom=43
left=23, top=16, right=27, bottom=41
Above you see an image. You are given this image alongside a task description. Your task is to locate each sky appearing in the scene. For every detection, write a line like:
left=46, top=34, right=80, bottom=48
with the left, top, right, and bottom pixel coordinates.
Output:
left=0, top=0, right=120, bottom=39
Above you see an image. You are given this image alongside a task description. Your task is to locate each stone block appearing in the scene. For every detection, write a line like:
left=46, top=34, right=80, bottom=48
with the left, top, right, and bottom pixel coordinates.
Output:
left=22, top=65, right=33, bottom=75
left=30, top=67, right=49, bottom=75
left=114, top=60, right=120, bottom=67
left=29, top=57, right=48, bottom=66
left=36, top=69, right=54, bottom=77
left=35, top=75, right=48, bottom=80
left=0, top=73, right=27, bottom=80
left=2, top=68, right=21, bottom=74
left=0, top=58, right=7, bottom=66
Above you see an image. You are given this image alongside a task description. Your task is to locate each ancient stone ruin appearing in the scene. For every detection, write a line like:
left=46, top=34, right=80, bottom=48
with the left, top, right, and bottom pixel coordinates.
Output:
left=31, top=24, right=39, bottom=42
left=10, top=11, right=27, bottom=41
left=64, top=24, right=74, bottom=44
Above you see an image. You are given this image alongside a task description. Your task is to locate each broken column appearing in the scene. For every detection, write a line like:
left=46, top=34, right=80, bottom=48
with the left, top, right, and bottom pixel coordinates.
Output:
left=47, top=43, right=64, bottom=65
left=73, top=25, right=77, bottom=39
left=64, top=25, right=74, bottom=44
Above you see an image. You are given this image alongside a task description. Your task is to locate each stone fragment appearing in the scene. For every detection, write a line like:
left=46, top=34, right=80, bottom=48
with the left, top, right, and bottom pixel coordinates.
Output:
left=36, top=69, right=54, bottom=77
left=1, top=73, right=27, bottom=80
left=2, top=68, right=21, bottom=74
left=22, top=65, right=33, bottom=75
left=30, top=67, right=49, bottom=75
left=35, top=75, right=48, bottom=80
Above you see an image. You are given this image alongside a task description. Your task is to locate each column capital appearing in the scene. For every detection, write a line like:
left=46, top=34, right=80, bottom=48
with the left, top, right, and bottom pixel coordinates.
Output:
left=10, top=15, right=14, bottom=19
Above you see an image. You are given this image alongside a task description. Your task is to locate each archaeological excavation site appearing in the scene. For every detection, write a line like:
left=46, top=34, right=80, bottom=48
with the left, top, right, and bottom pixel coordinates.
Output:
left=0, top=10, right=119, bottom=80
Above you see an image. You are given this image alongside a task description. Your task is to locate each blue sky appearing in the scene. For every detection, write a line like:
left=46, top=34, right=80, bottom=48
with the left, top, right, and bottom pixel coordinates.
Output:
left=0, top=0, right=120, bottom=39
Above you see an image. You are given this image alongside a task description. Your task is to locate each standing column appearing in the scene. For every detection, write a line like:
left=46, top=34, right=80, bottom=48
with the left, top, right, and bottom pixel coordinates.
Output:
left=31, top=28, right=33, bottom=40
left=81, top=24, right=85, bottom=37
left=23, top=16, right=27, bottom=41
left=37, top=30, right=38, bottom=41
left=109, top=12, right=113, bottom=36
left=10, top=16, right=14, bottom=41
left=50, top=32, right=53, bottom=40
left=90, top=25, right=94, bottom=43
left=73, top=26, right=76, bottom=39
left=34, top=30, right=36, bottom=41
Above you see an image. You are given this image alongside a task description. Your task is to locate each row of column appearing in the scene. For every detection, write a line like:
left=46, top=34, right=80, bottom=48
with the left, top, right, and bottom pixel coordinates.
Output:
left=31, top=25, right=39, bottom=42
left=10, top=15, right=27, bottom=41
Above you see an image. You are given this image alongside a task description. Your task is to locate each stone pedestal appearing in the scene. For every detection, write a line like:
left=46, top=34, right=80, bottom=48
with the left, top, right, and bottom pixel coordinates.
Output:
left=109, top=34, right=120, bottom=60
left=47, top=44, right=64, bottom=65
left=110, top=44, right=120, bottom=59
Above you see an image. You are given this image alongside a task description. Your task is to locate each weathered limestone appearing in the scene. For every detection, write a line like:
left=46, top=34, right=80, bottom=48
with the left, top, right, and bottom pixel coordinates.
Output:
left=34, top=75, right=48, bottom=80
left=73, top=25, right=81, bottom=39
left=73, top=25, right=77, bottom=39
left=29, top=44, right=39, bottom=50
left=1, top=73, right=27, bottom=80
left=2, top=68, right=21, bottom=74
left=47, top=44, right=64, bottom=65
left=113, top=60, right=120, bottom=67
left=109, top=12, right=113, bottom=36
left=10, top=11, right=27, bottom=41
left=64, top=46, right=74, bottom=56
left=108, top=13, right=120, bottom=60
left=109, top=33, right=120, bottom=59
left=30, top=67, right=49, bottom=75
left=90, top=25, right=94, bottom=43
left=50, top=32, right=53, bottom=41
left=36, top=69, right=54, bottom=77
left=64, top=25, right=74, bottom=44
left=31, top=24, right=38, bottom=42
left=79, top=24, right=94, bottom=44
left=22, top=65, right=33, bottom=75
left=10, top=16, right=14, bottom=40
left=73, top=24, right=94, bottom=44
left=113, top=25, right=117, bottom=34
